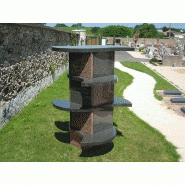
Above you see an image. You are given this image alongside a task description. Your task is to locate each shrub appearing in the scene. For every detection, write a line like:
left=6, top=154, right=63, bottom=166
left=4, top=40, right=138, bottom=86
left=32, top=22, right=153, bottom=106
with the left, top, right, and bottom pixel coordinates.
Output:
left=49, top=62, right=56, bottom=73
left=139, top=47, right=144, bottom=52
left=150, top=58, right=159, bottom=63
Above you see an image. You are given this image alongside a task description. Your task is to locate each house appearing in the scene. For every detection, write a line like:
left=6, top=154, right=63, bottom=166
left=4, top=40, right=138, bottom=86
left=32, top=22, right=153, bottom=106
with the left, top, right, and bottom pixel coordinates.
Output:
left=72, top=29, right=86, bottom=45
left=163, top=30, right=184, bottom=39
left=104, top=37, right=123, bottom=45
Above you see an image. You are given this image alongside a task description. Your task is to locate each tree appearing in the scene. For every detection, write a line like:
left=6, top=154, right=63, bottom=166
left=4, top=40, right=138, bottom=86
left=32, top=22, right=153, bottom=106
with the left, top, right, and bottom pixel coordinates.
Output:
left=92, top=27, right=100, bottom=34
left=37, top=23, right=46, bottom=26
left=69, top=33, right=77, bottom=46
left=55, top=24, right=68, bottom=28
left=133, top=23, right=158, bottom=38
left=156, top=32, right=165, bottom=39
left=101, top=25, right=133, bottom=37
left=133, top=31, right=139, bottom=48
left=71, top=23, right=83, bottom=27
left=162, top=26, right=168, bottom=32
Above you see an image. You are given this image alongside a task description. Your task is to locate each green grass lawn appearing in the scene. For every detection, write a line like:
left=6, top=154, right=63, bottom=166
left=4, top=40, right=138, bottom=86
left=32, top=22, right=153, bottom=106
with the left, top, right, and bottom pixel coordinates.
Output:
left=121, top=62, right=179, bottom=100
left=0, top=68, right=180, bottom=162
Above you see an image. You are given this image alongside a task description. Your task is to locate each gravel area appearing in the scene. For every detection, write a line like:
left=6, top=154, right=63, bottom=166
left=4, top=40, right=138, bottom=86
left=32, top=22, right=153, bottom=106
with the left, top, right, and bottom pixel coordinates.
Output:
left=143, top=62, right=185, bottom=93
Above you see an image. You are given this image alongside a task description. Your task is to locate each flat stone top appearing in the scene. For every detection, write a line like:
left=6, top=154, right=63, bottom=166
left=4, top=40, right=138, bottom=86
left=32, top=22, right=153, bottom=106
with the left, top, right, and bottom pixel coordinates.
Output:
left=52, top=45, right=134, bottom=53
left=170, top=98, right=185, bottom=103
left=164, top=90, right=182, bottom=95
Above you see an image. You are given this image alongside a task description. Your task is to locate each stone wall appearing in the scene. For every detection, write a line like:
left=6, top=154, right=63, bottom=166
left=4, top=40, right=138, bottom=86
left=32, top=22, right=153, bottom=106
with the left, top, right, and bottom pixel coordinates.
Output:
left=104, top=37, right=185, bottom=46
left=162, top=55, right=182, bottom=66
left=0, top=23, right=71, bottom=101
left=0, top=23, right=71, bottom=127
left=0, top=63, right=69, bottom=129
left=0, top=23, right=71, bottom=65
left=0, top=49, right=68, bottom=101
left=121, top=38, right=179, bottom=45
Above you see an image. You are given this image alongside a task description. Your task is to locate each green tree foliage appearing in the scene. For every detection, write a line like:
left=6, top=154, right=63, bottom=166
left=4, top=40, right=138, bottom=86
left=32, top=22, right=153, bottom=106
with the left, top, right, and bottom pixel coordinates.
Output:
left=55, top=24, right=68, bottom=28
left=162, top=26, right=168, bottom=32
left=69, top=33, right=77, bottom=46
left=156, top=32, right=165, bottom=39
left=133, top=23, right=158, bottom=38
left=171, top=27, right=185, bottom=33
left=71, top=23, right=83, bottom=27
left=162, top=26, right=185, bottom=33
left=101, top=25, right=133, bottom=37
left=37, top=23, right=46, bottom=26
left=91, top=27, right=100, bottom=34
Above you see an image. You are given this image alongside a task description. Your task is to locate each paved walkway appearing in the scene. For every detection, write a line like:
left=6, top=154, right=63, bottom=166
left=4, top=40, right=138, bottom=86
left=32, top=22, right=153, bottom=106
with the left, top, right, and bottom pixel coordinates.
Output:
left=115, top=51, right=150, bottom=62
left=115, top=61, right=185, bottom=162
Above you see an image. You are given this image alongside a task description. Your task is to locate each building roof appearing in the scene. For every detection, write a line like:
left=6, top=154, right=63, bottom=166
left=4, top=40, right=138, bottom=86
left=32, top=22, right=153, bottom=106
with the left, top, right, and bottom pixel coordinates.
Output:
left=163, top=30, right=182, bottom=35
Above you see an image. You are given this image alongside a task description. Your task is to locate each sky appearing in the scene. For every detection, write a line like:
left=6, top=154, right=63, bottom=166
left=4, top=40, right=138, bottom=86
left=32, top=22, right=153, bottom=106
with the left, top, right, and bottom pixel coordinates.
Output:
left=46, top=23, right=185, bottom=29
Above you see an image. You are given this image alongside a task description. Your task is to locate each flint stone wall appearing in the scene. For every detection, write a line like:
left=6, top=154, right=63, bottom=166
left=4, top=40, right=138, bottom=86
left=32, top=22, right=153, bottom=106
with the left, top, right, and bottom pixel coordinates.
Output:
left=0, top=23, right=70, bottom=65
left=0, top=49, right=69, bottom=101
left=0, top=23, right=71, bottom=101
left=0, top=23, right=71, bottom=128
left=0, top=63, right=69, bottom=129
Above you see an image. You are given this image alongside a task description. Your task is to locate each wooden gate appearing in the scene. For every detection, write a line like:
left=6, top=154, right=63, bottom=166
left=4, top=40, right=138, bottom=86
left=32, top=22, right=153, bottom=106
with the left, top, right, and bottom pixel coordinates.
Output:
left=86, top=36, right=99, bottom=45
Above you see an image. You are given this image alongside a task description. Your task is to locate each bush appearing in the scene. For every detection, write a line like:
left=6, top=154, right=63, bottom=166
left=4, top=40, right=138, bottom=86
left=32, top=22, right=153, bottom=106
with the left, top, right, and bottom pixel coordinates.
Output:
left=139, top=47, right=144, bottom=52
left=150, top=58, right=159, bottom=63
left=49, top=62, right=56, bottom=73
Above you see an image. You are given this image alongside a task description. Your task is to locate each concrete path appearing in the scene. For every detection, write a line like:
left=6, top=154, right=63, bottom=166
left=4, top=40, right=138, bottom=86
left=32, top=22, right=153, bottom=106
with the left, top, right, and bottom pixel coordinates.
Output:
left=115, top=61, right=185, bottom=162
left=115, top=51, right=150, bottom=62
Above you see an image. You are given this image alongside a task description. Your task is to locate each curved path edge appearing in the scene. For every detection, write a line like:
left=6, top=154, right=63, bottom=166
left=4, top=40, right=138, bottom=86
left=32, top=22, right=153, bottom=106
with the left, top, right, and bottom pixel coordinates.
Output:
left=115, top=61, right=185, bottom=162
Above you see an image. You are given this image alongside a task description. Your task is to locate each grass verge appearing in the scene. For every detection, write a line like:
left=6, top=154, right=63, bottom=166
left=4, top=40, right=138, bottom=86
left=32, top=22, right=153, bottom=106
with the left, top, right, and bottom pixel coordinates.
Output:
left=0, top=69, right=180, bottom=162
left=121, top=62, right=178, bottom=100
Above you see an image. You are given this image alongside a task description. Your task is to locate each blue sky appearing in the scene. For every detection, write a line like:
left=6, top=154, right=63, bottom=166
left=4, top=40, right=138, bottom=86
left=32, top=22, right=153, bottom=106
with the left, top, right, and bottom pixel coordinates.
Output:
left=46, top=23, right=185, bottom=29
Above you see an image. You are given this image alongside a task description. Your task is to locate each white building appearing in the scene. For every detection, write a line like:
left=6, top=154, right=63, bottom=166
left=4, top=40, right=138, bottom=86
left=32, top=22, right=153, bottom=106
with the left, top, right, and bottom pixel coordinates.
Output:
left=72, top=29, right=86, bottom=45
left=174, top=33, right=184, bottom=39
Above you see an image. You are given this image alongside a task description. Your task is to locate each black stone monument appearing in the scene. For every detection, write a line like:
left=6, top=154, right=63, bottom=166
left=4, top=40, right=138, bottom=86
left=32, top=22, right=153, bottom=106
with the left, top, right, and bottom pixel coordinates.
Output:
left=52, top=45, right=134, bottom=149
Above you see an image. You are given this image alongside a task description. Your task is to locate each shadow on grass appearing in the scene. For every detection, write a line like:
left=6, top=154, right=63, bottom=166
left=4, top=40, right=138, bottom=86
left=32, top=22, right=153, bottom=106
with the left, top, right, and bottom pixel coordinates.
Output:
left=55, top=121, right=70, bottom=131
left=54, top=121, right=70, bottom=144
left=113, top=122, right=124, bottom=137
left=54, top=121, right=122, bottom=157
left=113, top=122, right=118, bottom=127
left=80, top=142, right=114, bottom=157
left=54, top=132, right=70, bottom=144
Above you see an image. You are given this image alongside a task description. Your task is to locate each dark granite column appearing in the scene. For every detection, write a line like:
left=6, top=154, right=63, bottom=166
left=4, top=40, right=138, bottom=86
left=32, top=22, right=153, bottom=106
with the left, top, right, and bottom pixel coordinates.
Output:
left=52, top=45, right=134, bottom=149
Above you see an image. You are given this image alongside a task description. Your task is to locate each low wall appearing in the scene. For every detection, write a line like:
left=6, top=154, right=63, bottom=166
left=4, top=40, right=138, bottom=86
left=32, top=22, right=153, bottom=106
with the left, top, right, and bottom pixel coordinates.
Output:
left=0, top=23, right=71, bottom=128
left=0, top=63, right=69, bottom=129
left=0, top=23, right=70, bottom=65
left=0, top=49, right=68, bottom=102
left=162, top=55, right=182, bottom=66
left=104, top=37, right=185, bottom=46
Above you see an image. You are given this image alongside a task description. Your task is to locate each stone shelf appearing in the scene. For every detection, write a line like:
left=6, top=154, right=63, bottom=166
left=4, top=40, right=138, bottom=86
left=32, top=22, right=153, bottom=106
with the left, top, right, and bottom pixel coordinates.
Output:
left=73, top=127, right=117, bottom=147
left=52, top=45, right=134, bottom=53
left=52, top=97, right=132, bottom=112
left=67, top=74, right=118, bottom=87
left=170, top=98, right=185, bottom=103
left=164, top=90, right=182, bottom=95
